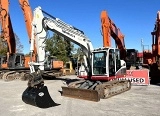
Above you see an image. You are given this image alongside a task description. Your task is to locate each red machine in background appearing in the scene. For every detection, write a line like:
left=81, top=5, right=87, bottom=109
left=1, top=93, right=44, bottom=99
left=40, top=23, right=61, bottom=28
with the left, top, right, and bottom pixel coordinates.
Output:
left=101, top=10, right=149, bottom=85
left=139, top=11, right=160, bottom=83
left=147, top=11, right=160, bottom=83
left=151, top=11, right=160, bottom=65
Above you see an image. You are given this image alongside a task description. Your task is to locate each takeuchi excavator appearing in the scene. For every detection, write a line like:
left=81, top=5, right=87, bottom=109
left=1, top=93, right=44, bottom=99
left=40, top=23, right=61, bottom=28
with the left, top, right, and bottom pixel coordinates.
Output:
left=21, top=6, right=131, bottom=108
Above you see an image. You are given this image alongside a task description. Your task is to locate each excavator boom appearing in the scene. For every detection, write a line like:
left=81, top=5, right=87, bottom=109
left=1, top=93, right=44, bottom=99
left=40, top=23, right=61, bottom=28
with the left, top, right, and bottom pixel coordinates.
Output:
left=19, top=0, right=37, bottom=59
left=101, top=10, right=126, bottom=60
left=19, top=0, right=32, bottom=42
left=0, top=0, right=16, bottom=55
left=18, top=0, right=58, bottom=108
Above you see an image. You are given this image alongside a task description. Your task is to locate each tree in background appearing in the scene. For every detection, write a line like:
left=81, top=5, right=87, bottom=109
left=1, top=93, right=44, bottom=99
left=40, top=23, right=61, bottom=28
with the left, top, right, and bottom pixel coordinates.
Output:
left=0, top=33, right=23, bottom=55
left=72, top=47, right=84, bottom=59
left=14, top=33, right=23, bottom=53
left=46, top=33, right=74, bottom=63
left=0, top=38, right=7, bottom=55
left=65, top=39, right=74, bottom=58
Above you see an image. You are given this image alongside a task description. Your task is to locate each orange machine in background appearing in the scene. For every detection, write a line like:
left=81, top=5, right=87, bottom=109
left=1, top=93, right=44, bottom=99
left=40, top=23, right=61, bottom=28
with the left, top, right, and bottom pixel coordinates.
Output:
left=101, top=10, right=126, bottom=60
left=0, top=0, right=29, bottom=70
left=0, top=0, right=63, bottom=81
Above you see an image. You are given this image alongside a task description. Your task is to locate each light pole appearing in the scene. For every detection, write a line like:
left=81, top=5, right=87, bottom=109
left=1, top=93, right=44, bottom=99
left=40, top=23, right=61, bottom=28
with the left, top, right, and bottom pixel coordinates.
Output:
left=141, top=38, right=144, bottom=52
left=141, top=38, right=144, bottom=64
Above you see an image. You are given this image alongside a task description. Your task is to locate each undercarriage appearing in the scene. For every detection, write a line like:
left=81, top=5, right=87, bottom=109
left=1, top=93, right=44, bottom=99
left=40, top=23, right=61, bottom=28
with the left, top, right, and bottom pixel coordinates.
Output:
left=0, top=69, right=63, bottom=81
left=0, top=70, right=30, bottom=81
left=62, top=79, right=131, bottom=101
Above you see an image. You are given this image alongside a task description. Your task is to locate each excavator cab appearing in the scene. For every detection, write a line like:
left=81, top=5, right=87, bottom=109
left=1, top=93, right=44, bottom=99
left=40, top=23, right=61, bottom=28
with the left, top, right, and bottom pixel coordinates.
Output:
left=0, top=55, right=7, bottom=68
left=92, top=47, right=125, bottom=77
left=0, top=53, right=25, bottom=69
left=7, top=53, right=25, bottom=69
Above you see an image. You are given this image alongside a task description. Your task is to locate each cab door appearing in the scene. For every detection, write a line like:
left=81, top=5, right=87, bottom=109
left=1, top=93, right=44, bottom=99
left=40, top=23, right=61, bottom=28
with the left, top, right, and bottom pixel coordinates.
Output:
left=108, top=49, right=115, bottom=76
left=92, top=51, right=107, bottom=75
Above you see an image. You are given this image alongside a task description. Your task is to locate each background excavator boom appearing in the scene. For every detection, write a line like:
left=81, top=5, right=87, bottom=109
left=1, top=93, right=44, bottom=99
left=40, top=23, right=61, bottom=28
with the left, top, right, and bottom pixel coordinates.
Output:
left=101, top=10, right=126, bottom=60
left=19, top=0, right=37, bottom=57
left=0, top=0, right=16, bottom=56
left=19, top=0, right=32, bottom=42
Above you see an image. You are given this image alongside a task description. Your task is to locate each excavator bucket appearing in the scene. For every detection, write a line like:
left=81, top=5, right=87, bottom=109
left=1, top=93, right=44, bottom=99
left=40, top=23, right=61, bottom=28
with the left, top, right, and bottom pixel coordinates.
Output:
left=22, top=86, right=59, bottom=108
left=62, top=87, right=100, bottom=102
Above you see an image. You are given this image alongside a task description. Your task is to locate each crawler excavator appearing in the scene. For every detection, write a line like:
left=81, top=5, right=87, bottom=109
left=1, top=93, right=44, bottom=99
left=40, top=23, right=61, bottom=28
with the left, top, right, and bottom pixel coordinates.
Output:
left=0, top=0, right=31, bottom=81
left=22, top=6, right=131, bottom=108
left=0, top=0, right=64, bottom=81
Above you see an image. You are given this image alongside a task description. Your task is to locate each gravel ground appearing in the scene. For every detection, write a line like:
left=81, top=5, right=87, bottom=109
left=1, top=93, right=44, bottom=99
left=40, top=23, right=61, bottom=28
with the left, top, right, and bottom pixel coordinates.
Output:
left=0, top=75, right=160, bottom=116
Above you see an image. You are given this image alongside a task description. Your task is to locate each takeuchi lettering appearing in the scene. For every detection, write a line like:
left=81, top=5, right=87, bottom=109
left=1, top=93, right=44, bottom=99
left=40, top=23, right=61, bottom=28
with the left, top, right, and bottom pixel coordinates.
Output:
left=62, top=29, right=75, bottom=38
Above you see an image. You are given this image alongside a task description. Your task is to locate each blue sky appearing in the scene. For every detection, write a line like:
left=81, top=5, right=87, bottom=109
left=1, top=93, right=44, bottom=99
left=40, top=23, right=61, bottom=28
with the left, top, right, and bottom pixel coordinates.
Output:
left=8, top=0, right=160, bottom=54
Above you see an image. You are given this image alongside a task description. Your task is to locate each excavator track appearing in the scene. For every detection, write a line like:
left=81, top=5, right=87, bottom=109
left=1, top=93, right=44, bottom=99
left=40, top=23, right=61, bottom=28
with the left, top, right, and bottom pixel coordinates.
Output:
left=62, top=79, right=131, bottom=101
left=2, top=71, right=16, bottom=81
left=95, top=80, right=131, bottom=99
left=0, top=68, right=64, bottom=82
left=0, top=69, right=63, bottom=81
left=0, top=70, right=29, bottom=81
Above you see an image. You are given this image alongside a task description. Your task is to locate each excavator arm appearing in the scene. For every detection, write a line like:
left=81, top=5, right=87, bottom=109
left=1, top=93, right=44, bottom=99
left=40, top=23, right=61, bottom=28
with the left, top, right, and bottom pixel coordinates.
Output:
left=19, top=0, right=37, bottom=58
left=29, top=6, right=94, bottom=76
left=0, top=0, right=16, bottom=57
left=101, top=10, right=126, bottom=60
left=19, top=0, right=32, bottom=42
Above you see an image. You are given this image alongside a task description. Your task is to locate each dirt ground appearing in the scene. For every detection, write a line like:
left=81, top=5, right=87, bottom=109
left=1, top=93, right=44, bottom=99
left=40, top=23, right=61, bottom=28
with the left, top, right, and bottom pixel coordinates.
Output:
left=0, top=75, right=160, bottom=116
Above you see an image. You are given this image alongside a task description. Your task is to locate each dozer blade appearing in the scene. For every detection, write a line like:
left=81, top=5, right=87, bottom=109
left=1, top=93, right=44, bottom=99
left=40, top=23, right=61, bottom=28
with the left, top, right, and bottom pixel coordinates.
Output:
left=62, top=86, right=100, bottom=102
left=22, top=86, right=59, bottom=108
